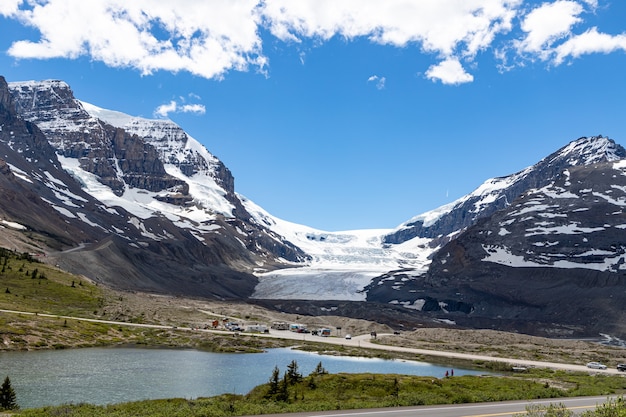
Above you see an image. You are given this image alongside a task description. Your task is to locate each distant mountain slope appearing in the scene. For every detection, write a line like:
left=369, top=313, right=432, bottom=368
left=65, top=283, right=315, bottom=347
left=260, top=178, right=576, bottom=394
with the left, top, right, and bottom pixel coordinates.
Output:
left=249, top=136, right=626, bottom=338
left=416, top=158, right=626, bottom=338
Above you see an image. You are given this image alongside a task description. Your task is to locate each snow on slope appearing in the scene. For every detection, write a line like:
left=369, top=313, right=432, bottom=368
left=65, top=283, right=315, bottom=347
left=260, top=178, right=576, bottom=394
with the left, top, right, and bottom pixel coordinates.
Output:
left=79, top=101, right=235, bottom=219
left=397, top=167, right=532, bottom=230
left=241, top=196, right=435, bottom=300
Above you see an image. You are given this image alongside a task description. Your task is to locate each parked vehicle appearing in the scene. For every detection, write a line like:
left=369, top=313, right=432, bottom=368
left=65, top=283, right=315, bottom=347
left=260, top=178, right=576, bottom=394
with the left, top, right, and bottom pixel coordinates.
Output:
left=617, top=364, right=626, bottom=372
left=586, top=361, right=607, bottom=370
left=345, top=334, right=352, bottom=340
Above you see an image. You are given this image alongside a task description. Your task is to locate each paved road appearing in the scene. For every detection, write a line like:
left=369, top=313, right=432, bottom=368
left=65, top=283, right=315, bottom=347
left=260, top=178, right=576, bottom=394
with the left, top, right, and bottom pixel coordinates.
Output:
left=245, top=396, right=617, bottom=417
left=243, top=329, right=621, bottom=375
left=0, top=308, right=620, bottom=375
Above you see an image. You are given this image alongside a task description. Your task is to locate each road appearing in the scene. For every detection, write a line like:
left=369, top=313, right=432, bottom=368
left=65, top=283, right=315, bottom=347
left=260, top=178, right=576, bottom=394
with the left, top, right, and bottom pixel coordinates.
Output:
left=239, top=329, right=622, bottom=375
left=245, top=396, right=618, bottom=417
left=0, top=308, right=621, bottom=375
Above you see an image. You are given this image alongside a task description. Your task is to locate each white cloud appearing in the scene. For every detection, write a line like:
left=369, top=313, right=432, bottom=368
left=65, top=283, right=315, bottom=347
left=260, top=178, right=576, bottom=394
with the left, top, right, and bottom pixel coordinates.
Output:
left=425, top=58, right=474, bottom=85
left=367, top=75, right=386, bottom=90
left=154, top=101, right=178, bottom=118
left=517, top=1, right=584, bottom=55
left=180, top=104, right=207, bottom=115
left=261, top=0, right=519, bottom=57
left=513, top=1, right=626, bottom=66
left=4, top=0, right=521, bottom=83
left=553, top=27, right=626, bottom=65
left=5, top=0, right=266, bottom=79
left=154, top=99, right=206, bottom=118
left=580, top=0, right=598, bottom=7
left=0, top=0, right=21, bottom=16
left=2, top=0, right=625, bottom=84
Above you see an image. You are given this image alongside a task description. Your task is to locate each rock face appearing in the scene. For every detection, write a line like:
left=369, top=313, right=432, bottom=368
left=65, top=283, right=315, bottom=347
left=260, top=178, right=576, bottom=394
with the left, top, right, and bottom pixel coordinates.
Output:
left=1, top=76, right=307, bottom=299
left=0, top=77, right=94, bottom=248
left=10, top=80, right=188, bottom=196
left=421, top=159, right=626, bottom=338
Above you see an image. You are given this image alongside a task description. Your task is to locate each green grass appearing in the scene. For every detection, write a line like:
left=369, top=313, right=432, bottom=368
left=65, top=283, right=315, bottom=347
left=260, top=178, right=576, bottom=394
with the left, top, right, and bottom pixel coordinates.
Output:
left=0, top=248, right=292, bottom=352
left=0, top=248, right=104, bottom=317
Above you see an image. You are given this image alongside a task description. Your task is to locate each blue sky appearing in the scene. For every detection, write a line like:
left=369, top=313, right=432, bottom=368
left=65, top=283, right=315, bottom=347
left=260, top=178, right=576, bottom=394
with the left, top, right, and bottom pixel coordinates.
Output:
left=1, top=0, right=626, bottom=231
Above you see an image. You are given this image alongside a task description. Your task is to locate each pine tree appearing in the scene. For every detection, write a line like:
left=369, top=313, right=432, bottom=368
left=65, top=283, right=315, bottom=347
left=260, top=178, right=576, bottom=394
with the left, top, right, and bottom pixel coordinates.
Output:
left=286, top=360, right=302, bottom=385
left=266, top=366, right=280, bottom=398
left=0, top=376, right=18, bottom=410
left=390, top=377, right=399, bottom=403
left=312, top=361, right=327, bottom=375
left=276, top=373, right=289, bottom=402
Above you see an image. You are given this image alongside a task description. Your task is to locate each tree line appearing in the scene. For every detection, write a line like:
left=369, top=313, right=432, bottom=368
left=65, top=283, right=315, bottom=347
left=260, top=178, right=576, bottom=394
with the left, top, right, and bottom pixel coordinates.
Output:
left=264, top=360, right=327, bottom=402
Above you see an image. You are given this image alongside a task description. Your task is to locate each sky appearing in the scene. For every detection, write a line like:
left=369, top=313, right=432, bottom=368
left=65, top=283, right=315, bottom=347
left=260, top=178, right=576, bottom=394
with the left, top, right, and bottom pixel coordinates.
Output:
left=1, top=0, right=626, bottom=232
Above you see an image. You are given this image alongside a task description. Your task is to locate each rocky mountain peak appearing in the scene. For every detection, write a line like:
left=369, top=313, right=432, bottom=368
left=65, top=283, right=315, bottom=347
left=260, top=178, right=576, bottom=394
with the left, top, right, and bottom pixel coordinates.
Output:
left=1, top=75, right=310, bottom=300
left=9, top=79, right=82, bottom=131
left=543, top=135, right=626, bottom=167
left=9, top=80, right=188, bottom=197
left=416, top=157, right=626, bottom=338
left=384, top=135, right=626, bottom=245
left=79, top=100, right=235, bottom=194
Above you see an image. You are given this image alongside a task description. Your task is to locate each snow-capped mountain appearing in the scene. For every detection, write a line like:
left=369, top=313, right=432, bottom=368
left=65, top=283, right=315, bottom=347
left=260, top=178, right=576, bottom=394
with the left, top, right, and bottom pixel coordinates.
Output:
left=246, top=135, right=626, bottom=303
left=2, top=75, right=626, bottom=338
left=418, top=157, right=626, bottom=338
left=384, top=136, right=626, bottom=243
left=2, top=76, right=307, bottom=299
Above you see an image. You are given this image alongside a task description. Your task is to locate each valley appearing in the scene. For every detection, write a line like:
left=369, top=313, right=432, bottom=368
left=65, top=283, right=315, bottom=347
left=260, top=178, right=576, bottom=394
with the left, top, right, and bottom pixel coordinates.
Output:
left=2, top=270, right=626, bottom=372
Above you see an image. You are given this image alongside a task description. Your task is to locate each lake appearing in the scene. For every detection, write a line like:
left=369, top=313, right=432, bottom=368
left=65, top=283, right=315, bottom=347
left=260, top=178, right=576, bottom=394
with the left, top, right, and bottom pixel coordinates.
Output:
left=0, top=347, right=486, bottom=409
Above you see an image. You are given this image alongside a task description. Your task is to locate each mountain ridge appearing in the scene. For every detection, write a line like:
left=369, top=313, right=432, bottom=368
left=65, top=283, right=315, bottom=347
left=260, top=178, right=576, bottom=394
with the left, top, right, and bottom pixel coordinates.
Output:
left=2, top=75, right=626, bottom=338
left=384, top=135, right=626, bottom=244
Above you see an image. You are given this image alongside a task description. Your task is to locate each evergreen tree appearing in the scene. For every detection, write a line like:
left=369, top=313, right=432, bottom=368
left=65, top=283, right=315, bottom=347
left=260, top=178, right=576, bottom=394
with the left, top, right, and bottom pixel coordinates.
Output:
left=0, top=376, right=18, bottom=410
left=276, top=373, right=289, bottom=402
left=311, top=361, right=327, bottom=375
left=286, top=360, right=302, bottom=385
left=266, top=366, right=280, bottom=398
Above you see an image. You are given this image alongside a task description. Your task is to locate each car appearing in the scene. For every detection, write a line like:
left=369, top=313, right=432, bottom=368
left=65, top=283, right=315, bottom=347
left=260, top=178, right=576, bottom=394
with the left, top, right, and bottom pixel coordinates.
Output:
left=617, top=364, right=626, bottom=372
left=345, top=334, right=352, bottom=340
left=586, top=361, right=607, bottom=370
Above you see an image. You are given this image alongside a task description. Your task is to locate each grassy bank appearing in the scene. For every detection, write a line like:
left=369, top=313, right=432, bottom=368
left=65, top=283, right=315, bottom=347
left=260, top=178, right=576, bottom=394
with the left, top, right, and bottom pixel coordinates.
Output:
left=13, top=367, right=626, bottom=416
